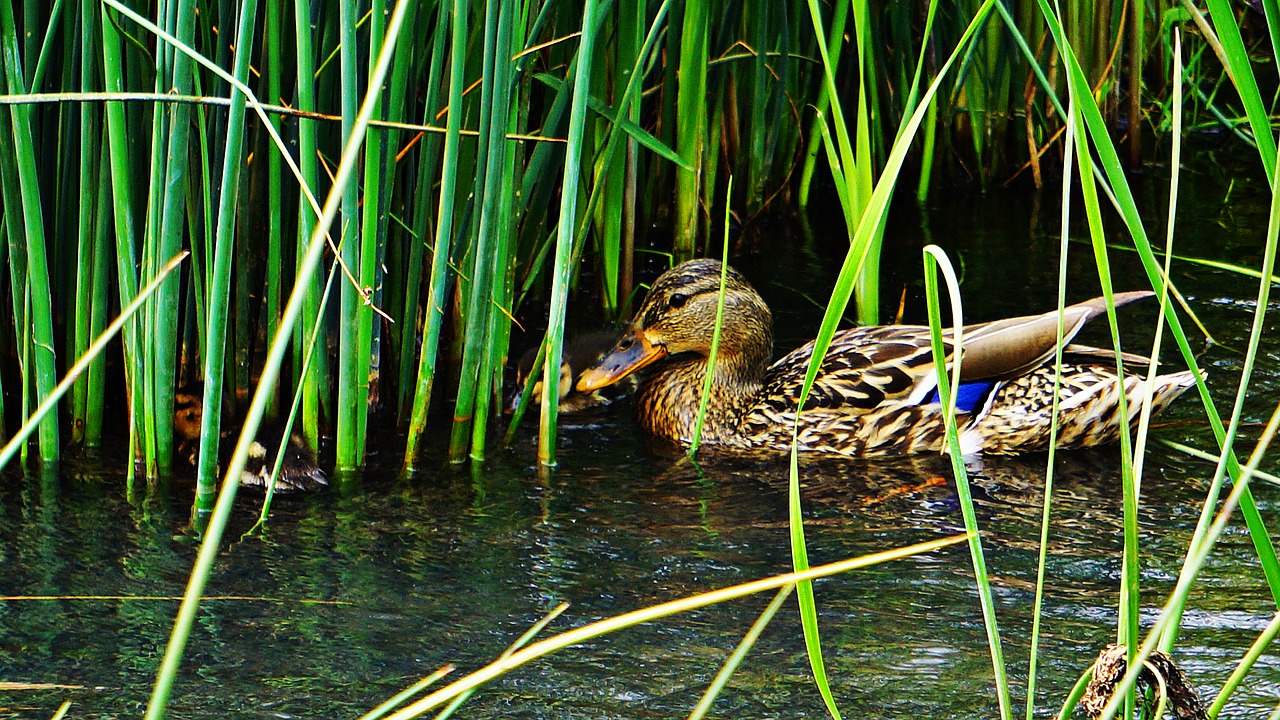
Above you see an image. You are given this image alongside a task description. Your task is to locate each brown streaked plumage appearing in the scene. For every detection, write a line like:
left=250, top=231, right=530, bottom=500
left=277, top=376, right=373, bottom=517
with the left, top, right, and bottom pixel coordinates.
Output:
left=576, top=259, right=1201, bottom=457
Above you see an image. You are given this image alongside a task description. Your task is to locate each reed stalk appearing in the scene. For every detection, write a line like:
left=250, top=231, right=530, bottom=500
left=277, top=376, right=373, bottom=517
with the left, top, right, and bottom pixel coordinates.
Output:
left=2, top=1, right=60, bottom=466
left=404, top=0, right=467, bottom=470
left=538, top=0, right=603, bottom=466
left=196, top=0, right=259, bottom=500
left=334, top=0, right=362, bottom=473
left=673, top=0, right=708, bottom=260
left=922, top=247, right=1013, bottom=720
left=70, top=5, right=102, bottom=446
left=447, top=0, right=510, bottom=462
left=292, top=0, right=323, bottom=450
left=145, top=0, right=196, bottom=476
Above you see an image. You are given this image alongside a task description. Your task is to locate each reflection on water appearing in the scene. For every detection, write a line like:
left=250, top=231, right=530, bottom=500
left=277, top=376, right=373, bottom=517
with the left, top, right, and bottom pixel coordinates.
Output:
left=3, top=423, right=1277, bottom=718
left=4, top=149, right=1280, bottom=718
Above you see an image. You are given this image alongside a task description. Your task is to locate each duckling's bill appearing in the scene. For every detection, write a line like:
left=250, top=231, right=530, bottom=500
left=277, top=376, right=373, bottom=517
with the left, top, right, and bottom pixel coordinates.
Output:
left=576, top=329, right=666, bottom=392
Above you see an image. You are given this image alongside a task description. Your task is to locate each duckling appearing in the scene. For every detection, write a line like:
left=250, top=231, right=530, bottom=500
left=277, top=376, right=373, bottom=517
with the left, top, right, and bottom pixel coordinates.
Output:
left=508, top=332, right=637, bottom=414
left=576, top=259, right=1201, bottom=457
left=173, top=385, right=327, bottom=492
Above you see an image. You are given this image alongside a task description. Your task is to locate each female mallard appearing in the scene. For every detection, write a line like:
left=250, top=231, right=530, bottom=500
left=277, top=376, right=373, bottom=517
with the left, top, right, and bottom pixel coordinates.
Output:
left=576, top=259, right=1200, bottom=456
left=507, top=332, right=637, bottom=414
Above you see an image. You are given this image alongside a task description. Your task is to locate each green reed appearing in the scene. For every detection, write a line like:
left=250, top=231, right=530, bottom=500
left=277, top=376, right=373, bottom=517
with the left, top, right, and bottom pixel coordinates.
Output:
left=195, top=0, right=257, bottom=500
left=5, top=0, right=1267, bottom=482
left=1, top=0, right=58, bottom=466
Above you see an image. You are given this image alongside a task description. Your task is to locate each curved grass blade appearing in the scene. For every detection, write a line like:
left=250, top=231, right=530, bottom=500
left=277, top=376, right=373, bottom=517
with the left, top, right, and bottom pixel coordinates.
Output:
left=922, top=246, right=1013, bottom=720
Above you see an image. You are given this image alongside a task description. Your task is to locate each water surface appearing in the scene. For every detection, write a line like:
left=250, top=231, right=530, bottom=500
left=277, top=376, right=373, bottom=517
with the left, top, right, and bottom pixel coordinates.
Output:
left=3, top=147, right=1279, bottom=718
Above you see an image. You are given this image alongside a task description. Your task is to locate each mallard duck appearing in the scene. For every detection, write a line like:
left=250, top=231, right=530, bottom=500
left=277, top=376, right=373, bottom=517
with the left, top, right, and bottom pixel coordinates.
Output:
left=174, top=385, right=328, bottom=492
left=507, top=332, right=637, bottom=414
left=576, top=259, right=1201, bottom=456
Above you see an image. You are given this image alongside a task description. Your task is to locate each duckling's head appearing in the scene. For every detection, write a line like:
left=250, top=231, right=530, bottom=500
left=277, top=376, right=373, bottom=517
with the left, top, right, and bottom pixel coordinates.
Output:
left=173, top=385, right=204, bottom=441
left=577, top=259, right=773, bottom=392
left=508, top=331, right=635, bottom=413
left=508, top=349, right=575, bottom=412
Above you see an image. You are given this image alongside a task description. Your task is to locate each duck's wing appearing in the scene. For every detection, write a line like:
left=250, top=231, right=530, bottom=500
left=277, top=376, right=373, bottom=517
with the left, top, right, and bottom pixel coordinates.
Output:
left=956, top=290, right=1153, bottom=380
left=753, top=291, right=1156, bottom=416
left=754, top=325, right=946, bottom=415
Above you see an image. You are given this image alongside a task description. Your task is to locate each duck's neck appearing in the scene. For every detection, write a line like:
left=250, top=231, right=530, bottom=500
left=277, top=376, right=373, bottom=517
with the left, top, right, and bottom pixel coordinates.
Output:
left=637, top=341, right=771, bottom=446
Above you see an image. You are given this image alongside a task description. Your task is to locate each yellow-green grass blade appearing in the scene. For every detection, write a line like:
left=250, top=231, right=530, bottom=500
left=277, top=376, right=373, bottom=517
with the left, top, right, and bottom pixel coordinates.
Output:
left=379, top=535, right=968, bottom=719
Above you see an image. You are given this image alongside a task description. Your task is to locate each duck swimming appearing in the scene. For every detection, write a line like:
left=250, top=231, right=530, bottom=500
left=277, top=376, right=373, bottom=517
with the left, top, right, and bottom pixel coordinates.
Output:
left=576, top=259, right=1200, bottom=457
left=173, top=385, right=328, bottom=491
left=508, top=332, right=637, bottom=414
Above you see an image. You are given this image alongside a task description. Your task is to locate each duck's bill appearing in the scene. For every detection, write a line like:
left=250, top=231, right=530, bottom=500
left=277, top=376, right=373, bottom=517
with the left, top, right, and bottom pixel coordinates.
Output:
left=576, top=329, right=665, bottom=391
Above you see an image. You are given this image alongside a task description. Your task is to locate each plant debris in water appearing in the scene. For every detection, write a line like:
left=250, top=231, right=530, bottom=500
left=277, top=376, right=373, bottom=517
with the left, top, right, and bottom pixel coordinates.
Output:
left=1080, top=644, right=1206, bottom=720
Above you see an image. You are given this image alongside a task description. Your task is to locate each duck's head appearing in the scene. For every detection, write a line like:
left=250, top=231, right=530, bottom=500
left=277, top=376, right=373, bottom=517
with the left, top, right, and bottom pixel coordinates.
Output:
left=577, top=259, right=773, bottom=392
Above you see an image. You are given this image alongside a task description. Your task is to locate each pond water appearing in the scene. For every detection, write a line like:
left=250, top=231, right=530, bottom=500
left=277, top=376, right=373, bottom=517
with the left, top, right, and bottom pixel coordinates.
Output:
left=4, top=145, right=1280, bottom=719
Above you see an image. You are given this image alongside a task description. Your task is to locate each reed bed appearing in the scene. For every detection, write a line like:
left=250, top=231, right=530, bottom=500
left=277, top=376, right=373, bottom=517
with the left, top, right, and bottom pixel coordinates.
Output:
left=1, top=0, right=1259, bottom=476
left=2, top=1, right=1280, bottom=719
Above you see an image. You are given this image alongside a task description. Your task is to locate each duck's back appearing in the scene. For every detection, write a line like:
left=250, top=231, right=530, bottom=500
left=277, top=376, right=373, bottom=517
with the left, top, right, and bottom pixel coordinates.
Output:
left=739, top=325, right=953, bottom=455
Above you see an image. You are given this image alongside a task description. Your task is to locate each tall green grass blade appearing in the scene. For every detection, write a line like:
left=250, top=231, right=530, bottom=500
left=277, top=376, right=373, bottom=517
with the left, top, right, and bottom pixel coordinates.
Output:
left=689, top=182, right=731, bottom=456
left=353, top=0, right=401, bottom=464
left=335, top=0, right=362, bottom=473
left=146, top=0, right=197, bottom=475
left=797, top=0, right=847, bottom=208
left=1065, top=80, right=1143, bottom=662
left=786, top=447, right=842, bottom=720
left=99, top=0, right=144, bottom=479
left=1024, top=109, right=1077, bottom=720
left=196, top=0, right=259, bottom=500
left=538, top=0, right=603, bottom=466
left=449, top=0, right=514, bottom=462
left=394, top=10, right=449, bottom=420
left=673, top=0, right=708, bottom=260
left=292, top=0, right=323, bottom=448
left=0, top=0, right=59, bottom=465
left=405, top=0, right=467, bottom=470
left=262, top=0, right=285, bottom=421
left=71, top=8, right=103, bottom=445
left=85, top=152, right=113, bottom=444
left=1203, top=0, right=1277, bottom=185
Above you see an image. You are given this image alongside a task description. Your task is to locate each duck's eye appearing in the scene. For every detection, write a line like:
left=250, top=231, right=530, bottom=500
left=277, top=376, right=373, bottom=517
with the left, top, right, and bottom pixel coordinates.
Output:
left=618, top=337, right=635, bottom=350
left=668, top=293, right=689, bottom=309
